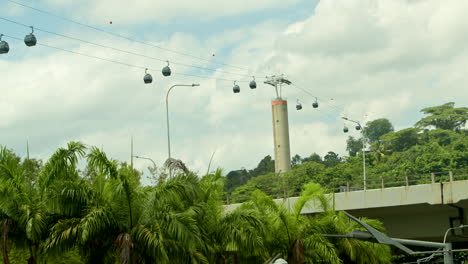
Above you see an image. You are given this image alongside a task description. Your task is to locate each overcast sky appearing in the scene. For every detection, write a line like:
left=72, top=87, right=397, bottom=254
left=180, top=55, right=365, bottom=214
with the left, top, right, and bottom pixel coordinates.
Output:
left=1, top=0, right=467, bottom=184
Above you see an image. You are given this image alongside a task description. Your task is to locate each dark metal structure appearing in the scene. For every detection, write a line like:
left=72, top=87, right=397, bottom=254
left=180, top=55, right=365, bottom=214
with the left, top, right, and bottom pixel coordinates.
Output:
left=0, top=34, right=9, bottom=54
left=312, top=97, right=319, bottom=108
left=322, top=212, right=455, bottom=264
left=143, top=68, right=153, bottom=84
left=296, top=99, right=302, bottom=110
left=24, top=26, right=37, bottom=47
left=233, top=81, right=240, bottom=93
left=249, top=76, right=257, bottom=89
left=162, top=61, right=171, bottom=77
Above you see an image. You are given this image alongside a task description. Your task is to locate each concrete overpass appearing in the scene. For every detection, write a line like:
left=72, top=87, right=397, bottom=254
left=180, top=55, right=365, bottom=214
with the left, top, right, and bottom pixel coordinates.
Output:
left=226, top=176, right=468, bottom=244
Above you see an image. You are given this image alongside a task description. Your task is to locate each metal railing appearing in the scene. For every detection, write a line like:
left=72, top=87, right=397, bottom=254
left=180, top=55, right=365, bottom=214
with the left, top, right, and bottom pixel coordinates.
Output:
left=224, top=169, right=468, bottom=205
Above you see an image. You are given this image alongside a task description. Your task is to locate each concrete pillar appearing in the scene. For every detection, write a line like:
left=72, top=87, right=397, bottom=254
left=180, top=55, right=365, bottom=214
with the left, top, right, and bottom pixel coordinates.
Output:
left=272, top=99, right=291, bottom=173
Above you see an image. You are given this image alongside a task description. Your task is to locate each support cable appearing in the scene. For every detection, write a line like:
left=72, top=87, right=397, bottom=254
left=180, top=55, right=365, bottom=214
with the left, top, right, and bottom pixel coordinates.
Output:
left=5, top=0, right=270, bottom=75
left=2, top=34, right=247, bottom=83
left=0, top=17, right=264, bottom=79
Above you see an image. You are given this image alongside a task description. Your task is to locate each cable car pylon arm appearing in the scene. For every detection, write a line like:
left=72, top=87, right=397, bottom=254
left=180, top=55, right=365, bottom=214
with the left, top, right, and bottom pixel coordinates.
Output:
left=264, top=75, right=291, bottom=99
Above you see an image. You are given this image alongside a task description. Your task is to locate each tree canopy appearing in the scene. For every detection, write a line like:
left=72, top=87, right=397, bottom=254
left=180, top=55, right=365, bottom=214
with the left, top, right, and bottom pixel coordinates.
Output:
left=363, top=118, right=394, bottom=143
left=415, top=102, right=468, bottom=131
left=0, top=144, right=393, bottom=264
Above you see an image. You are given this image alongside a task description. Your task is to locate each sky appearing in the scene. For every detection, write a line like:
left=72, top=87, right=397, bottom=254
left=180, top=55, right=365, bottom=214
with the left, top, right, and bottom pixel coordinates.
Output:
left=1, top=0, right=468, bottom=184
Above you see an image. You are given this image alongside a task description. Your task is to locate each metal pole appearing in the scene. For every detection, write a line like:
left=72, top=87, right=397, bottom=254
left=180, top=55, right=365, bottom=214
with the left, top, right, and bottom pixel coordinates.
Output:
left=342, top=117, right=366, bottom=190
left=444, top=243, right=453, bottom=264
left=165, top=84, right=200, bottom=176
left=362, top=137, right=366, bottom=191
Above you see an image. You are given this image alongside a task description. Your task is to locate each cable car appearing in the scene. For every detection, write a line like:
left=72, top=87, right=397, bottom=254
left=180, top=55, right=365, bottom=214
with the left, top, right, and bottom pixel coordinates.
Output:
left=343, top=126, right=349, bottom=133
left=143, top=68, right=153, bottom=84
left=249, top=77, right=257, bottom=89
left=162, top=61, right=171, bottom=77
left=312, top=99, right=319, bottom=108
left=24, top=26, right=37, bottom=47
left=0, top=34, right=9, bottom=54
left=296, top=100, right=302, bottom=110
left=233, top=82, right=240, bottom=93
left=355, top=125, right=361, bottom=131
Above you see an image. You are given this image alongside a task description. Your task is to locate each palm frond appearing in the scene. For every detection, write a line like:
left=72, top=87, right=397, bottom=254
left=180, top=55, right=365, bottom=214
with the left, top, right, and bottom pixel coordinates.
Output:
left=80, top=206, right=116, bottom=242
left=44, top=218, right=81, bottom=254
left=86, top=147, right=118, bottom=179
left=294, top=182, right=329, bottom=218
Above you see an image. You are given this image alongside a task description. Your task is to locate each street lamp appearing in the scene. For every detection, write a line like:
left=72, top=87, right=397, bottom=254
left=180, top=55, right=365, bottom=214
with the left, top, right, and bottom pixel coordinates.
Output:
left=342, top=117, right=367, bottom=191
left=443, top=225, right=468, bottom=244
left=133, top=155, right=156, bottom=168
left=166, top=83, right=200, bottom=176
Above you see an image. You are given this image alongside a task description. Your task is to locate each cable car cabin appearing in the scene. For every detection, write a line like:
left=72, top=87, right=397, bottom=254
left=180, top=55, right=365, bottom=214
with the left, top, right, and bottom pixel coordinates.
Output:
left=24, top=33, right=37, bottom=47
left=296, top=103, right=302, bottom=110
left=355, top=125, right=361, bottom=131
left=233, top=84, right=240, bottom=93
left=162, top=65, right=171, bottom=76
left=0, top=39, right=9, bottom=54
left=249, top=80, right=257, bottom=89
left=144, top=73, right=153, bottom=84
left=343, top=126, right=349, bottom=133
left=313, top=102, right=319, bottom=108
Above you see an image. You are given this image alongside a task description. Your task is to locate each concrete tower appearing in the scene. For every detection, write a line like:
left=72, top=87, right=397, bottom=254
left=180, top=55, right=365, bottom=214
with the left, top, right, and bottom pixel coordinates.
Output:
left=265, top=75, right=292, bottom=173
left=271, top=99, right=291, bottom=173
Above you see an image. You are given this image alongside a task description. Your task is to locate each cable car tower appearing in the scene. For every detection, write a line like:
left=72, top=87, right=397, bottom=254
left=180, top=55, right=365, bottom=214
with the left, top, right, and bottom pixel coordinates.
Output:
left=264, top=75, right=292, bottom=174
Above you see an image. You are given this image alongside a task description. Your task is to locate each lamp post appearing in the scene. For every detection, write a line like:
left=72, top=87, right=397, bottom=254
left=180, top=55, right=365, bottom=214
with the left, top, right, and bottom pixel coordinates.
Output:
left=342, top=117, right=367, bottom=191
left=443, top=225, right=468, bottom=244
left=166, top=83, right=200, bottom=176
left=132, top=155, right=156, bottom=185
left=133, top=155, right=156, bottom=168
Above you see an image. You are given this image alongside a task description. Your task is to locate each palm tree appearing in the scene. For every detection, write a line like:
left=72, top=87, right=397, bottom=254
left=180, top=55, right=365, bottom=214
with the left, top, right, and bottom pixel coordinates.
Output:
left=195, top=169, right=268, bottom=263
left=0, top=145, right=53, bottom=264
left=46, top=146, right=207, bottom=263
left=238, top=182, right=391, bottom=264
left=238, top=183, right=339, bottom=264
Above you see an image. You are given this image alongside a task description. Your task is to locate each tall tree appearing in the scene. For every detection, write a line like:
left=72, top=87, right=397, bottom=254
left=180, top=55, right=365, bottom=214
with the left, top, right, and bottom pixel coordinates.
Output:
left=416, top=102, right=468, bottom=131
left=323, top=152, right=341, bottom=168
left=346, top=136, right=364, bottom=157
left=291, top=154, right=302, bottom=167
left=250, top=155, right=275, bottom=178
left=363, top=118, right=394, bottom=143
left=302, top=153, right=323, bottom=164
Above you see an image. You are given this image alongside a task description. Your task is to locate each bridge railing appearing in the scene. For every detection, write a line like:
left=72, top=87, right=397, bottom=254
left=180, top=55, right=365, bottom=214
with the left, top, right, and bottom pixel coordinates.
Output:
left=224, top=169, right=468, bottom=205
left=334, top=169, right=468, bottom=193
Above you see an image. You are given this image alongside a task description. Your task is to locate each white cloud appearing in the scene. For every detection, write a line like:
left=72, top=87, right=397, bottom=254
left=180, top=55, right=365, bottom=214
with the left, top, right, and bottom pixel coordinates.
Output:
left=43, top=0, right=302, bottom=24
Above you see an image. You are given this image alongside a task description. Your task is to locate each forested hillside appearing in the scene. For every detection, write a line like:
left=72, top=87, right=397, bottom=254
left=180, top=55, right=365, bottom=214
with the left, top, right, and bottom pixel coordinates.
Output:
left=225, top=102, right=468, bottom=203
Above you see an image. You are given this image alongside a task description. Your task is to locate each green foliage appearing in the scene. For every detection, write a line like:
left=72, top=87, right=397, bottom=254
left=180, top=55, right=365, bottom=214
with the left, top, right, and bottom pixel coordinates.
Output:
left=380, top=128, right=420, bottom=153
left=416, top=102, right=468, bottom=131
left=0, top=143, right=396, bottom=264
left=302, top=152, right=323, bottom=164
left=225, top=155, right=275, bottom=193
left=363, top=118, right=394, bottom=143
left=0, top=102, right=465, bottom=264
left=291, top=154, right=302, bottom=167
left=237, top=183, right=391, bottom=263
left=230, top=103, right=467, bottom=198
left=323, top=152, right=342, bottom=167
left=346, top=136, right=364, bottom=157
